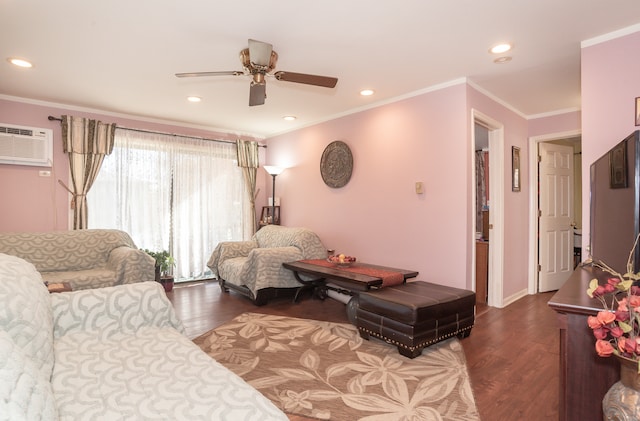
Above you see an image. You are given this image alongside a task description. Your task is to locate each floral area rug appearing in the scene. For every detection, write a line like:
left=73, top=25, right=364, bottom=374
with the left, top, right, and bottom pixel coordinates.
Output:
left=193, top=312, right=479, bottom=421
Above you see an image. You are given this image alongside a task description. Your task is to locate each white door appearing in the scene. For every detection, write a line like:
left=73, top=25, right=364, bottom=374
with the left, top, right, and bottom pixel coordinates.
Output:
left=538, top=143, right=574, bottom=292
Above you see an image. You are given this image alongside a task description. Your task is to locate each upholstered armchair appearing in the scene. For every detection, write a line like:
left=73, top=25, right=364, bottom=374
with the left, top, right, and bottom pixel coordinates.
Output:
left=207, top=225, right=327, bottom=305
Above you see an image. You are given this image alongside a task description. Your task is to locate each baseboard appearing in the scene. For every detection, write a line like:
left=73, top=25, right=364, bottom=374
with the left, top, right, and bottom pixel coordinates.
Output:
left=502, top=288, right=529, bottom=307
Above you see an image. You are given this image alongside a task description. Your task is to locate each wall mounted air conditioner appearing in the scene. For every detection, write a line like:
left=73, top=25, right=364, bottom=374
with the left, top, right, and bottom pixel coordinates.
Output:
left=0, top=123, right=53, bottom=167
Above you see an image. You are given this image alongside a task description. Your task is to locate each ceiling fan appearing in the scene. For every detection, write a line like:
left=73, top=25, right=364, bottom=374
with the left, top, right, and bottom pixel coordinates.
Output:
left=175, top=39, right=338, bottom=106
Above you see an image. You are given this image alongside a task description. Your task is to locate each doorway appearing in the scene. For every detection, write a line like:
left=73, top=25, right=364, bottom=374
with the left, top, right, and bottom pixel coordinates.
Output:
left=472, top=110, right=505, bottom=308
left=474, top=124, right=490, bottom=304
left=527, top=131, right=582, bottom=294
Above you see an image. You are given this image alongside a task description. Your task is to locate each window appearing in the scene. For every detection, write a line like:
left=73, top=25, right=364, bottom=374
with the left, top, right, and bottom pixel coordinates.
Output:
left=88, top=129, right=251, bottom=281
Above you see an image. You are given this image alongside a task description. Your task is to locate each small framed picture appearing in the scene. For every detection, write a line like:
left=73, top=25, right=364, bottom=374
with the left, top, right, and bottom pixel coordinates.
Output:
left=512, top=146, right=521, bottom=192
left=636, top=97, right=640, bottom=126
left=610, top=141, right=628, bottom=189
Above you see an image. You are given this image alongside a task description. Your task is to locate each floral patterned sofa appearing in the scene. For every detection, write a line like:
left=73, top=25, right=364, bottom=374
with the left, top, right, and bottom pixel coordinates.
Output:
left=0, top=229, right=155, bottom=290
left=0, top=253, right=287, bottom=420
left=207, top=225, right=327, bottom=305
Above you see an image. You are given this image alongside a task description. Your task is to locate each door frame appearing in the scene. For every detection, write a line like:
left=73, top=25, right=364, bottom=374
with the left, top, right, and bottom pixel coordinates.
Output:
left=472, top=109, right=505, bottom=308
left=527, top=130, right=581, bottom=294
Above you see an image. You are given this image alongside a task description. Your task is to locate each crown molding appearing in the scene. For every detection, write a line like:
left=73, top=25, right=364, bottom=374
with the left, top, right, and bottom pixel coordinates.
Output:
left=0, top=94, right=265, bottom=140
left=582, top=22, right=640, bottom=48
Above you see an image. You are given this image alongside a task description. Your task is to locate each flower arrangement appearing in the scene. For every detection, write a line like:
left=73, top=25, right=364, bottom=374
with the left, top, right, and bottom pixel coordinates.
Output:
left=587, top=235, right=640, bottom=371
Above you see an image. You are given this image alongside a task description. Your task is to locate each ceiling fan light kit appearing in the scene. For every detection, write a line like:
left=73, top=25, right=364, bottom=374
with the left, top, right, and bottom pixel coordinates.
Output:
left=176, top=39, right=338, bottom=106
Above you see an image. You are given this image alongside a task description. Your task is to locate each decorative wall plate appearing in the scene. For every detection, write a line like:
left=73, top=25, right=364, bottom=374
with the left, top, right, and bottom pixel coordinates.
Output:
left=320, top=140, right=353, bottom=188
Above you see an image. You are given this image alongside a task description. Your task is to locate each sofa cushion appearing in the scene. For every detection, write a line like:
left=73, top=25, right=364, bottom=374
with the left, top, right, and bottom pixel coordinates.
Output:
left=218, top=256, right=247, bottom=286
left=0, top=330, right=57, bottom=421
left=52, top=327, right=286, bottom=420
left=0, top=254, right=54, bottom=381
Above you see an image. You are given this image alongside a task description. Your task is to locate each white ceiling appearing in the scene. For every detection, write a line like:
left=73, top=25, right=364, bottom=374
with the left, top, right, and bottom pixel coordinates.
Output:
left=2, top=1, right=640, bottom=138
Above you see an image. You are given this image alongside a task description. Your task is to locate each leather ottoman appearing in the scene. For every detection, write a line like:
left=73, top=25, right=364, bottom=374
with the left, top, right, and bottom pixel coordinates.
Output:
left=356, top=281, right=475, bottom=358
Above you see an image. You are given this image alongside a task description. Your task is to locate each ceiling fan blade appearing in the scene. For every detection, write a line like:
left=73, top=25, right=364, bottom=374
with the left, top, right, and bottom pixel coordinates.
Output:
left=175, top=71, right=243, bottom=78
left=249, top=82, right=266, bottom=106
left=274, top=71, right=338, bottom=88
left=248, top=39, right=273, bottom=68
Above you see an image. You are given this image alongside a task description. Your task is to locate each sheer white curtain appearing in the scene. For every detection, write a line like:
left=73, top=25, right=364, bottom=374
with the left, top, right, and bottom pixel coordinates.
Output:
left=88, top=128, right=249, bottom=280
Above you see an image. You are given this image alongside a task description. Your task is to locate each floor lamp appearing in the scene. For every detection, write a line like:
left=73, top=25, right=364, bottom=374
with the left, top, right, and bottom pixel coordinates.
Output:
left=263, top=166, right=284, bottom=225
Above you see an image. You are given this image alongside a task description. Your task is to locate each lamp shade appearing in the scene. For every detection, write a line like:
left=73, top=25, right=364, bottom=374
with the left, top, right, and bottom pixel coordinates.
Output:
left=264, top=165, right=285, bottom=175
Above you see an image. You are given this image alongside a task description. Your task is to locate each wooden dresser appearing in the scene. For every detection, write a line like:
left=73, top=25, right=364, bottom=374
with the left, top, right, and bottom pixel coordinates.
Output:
left=548, top=266, right=620, bottom=421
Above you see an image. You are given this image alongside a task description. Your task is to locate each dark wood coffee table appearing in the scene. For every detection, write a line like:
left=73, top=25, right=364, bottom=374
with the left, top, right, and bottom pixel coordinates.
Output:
left=283, top=260, right=418, bottom=301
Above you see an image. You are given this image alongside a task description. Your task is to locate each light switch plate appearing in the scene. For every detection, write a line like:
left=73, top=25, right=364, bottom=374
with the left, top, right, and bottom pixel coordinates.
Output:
left=415, top=182, right=424, bottom=194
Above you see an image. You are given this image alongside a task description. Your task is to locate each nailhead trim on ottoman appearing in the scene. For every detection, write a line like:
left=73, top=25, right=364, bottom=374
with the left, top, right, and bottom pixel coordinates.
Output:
left=356, top=281, right=476, bottom=358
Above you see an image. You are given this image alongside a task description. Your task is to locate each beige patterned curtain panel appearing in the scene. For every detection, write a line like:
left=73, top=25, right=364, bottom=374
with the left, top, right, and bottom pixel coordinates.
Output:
left=236, top=139, right=259, bottom=234
left=60, top=115, right=116, bottom=230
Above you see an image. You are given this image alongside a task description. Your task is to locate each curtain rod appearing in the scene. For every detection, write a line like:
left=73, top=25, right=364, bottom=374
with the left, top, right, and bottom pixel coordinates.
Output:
left=47, top=116, right=266, bottom=148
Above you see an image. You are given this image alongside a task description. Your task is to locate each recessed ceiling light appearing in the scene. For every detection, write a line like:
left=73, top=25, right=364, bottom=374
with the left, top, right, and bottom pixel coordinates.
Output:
left=490, top=43, right=512, bottom=54
left=283, top=115, right=296, bottom=121
left=8, top=58, right=33, bottom=68
left=493, top=56, right=512, bottom=64
left=360, top=89, right=375, bottom=96
left=187, top=96, right=201, bottom=102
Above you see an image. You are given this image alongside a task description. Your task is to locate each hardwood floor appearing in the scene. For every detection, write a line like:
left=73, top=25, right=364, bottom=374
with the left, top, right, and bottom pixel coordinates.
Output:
left=462, top=292, right=559, bottom=420
left=167, top=281, right=559, bottom=421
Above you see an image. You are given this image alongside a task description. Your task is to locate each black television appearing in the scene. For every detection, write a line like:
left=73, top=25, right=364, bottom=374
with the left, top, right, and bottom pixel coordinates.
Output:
left=590, top=130, right=640, bottom=274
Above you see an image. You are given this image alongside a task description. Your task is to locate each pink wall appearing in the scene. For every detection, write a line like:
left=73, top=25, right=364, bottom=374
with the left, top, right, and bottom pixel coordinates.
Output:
left=264, top=82, right=532, bottom=295
left=466, top=86, right=530, bottom=300
left=1, top=100, right=72, bottom=231
left=581, top=30, right=640, bottom=250
left=529, top=111, right=581, bottom=138
left=0, top=98, right=265, bottom=232
left=265, top=84, right=469, bottom=289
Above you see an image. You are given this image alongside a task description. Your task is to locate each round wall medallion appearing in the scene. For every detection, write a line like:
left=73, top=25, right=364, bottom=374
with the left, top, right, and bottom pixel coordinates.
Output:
left=320, top=140, right=353, bottom=188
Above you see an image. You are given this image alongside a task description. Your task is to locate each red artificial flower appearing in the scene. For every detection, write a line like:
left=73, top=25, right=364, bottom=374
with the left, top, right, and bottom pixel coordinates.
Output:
left=615, top=310, right=630, bottom=322
left=597, top=311, right=616, bottom=325
left=592, top=327, right=608, bottom=340
left=587, top=315, right=602, bottom=329
left=629, top=295, right=640, bottom=308
left=618, top=297, right=629, bottom=312
left=595, top=339, right=615, bottom=357
left=609, top=326, right=624, bottom=338
left=585, top=238, right=640, bottom=362
left=607, top=277, right=621, bottom=287
left=592, top=285, right=607, bottom=298
left=618, top=337, right=638, bottom=354
left=626, top=339, right=638, bottom=354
